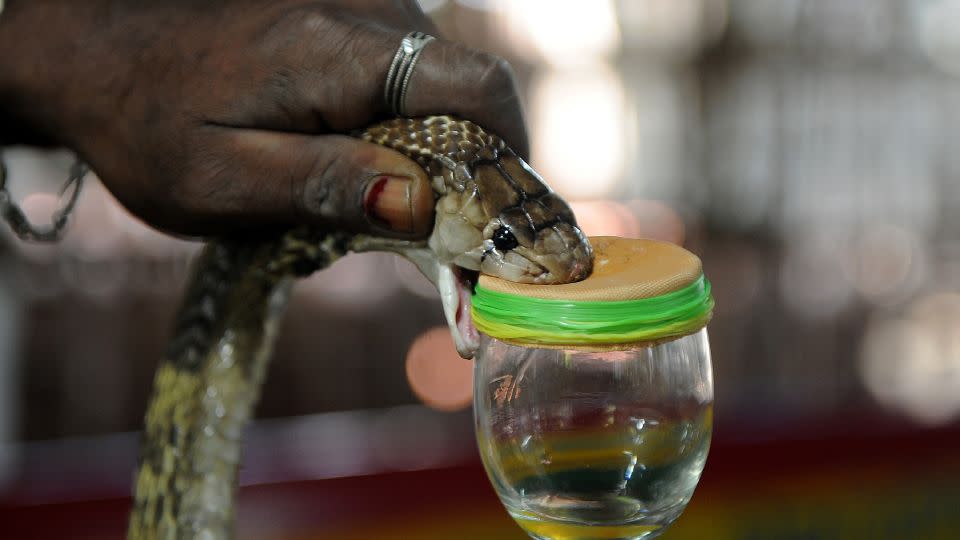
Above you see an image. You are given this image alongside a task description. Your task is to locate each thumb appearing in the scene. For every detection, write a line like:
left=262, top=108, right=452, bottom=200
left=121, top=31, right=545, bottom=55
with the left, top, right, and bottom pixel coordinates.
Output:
left=152, top=130, right=434, bottom=237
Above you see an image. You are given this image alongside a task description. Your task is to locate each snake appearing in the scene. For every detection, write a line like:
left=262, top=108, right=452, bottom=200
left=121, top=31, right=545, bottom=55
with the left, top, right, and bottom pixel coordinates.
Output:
left=126, top=115, right=593, bottom=539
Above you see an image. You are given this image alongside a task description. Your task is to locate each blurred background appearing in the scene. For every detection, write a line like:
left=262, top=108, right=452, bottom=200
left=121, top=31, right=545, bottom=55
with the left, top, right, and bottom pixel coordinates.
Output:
left=2, top=0, right=960, bottom=538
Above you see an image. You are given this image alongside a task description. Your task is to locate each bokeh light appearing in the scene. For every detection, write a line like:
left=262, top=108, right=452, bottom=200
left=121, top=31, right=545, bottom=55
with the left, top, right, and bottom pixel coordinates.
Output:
left=860, top=293, right=960, bottom=426
left=530, top=65, right=628, bottom=200
left=491, top=0, right=620, bottom=67
left=405, top=327, right=473, bottom=412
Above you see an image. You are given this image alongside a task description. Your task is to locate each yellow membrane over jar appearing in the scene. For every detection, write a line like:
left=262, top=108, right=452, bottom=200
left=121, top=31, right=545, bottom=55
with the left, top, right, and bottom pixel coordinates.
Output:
left=472, top=237, right=714, bottom=348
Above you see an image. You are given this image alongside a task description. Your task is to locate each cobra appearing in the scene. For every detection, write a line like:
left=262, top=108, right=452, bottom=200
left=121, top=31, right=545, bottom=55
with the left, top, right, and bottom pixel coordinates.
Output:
left=126, top=116, right=593, bottom=539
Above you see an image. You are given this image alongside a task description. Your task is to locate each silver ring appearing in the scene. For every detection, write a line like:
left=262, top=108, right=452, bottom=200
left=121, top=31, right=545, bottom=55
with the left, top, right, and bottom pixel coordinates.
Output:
left=384, top=31, right=435, bottom=117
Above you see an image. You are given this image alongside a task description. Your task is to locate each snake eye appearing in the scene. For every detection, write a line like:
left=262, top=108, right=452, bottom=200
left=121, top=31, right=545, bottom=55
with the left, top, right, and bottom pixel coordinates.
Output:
left=492, top=226, right=519, bottom=252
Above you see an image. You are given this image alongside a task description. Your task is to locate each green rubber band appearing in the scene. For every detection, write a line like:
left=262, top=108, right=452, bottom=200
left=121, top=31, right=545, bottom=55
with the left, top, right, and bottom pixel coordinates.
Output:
left=471, top=275, right=714, bottom=346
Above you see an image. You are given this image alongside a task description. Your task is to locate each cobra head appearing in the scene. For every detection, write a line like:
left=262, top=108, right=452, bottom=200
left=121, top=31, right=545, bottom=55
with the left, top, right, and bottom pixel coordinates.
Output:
left=359, top=116, right=593, bottom=359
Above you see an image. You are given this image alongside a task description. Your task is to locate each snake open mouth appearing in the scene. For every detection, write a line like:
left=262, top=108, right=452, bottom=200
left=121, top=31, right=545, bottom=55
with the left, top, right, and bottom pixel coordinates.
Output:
left=452, top=266, right=480, bottom=358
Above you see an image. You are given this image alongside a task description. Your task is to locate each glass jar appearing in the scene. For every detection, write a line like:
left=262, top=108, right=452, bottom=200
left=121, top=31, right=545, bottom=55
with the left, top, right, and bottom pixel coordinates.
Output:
left=471, top=237, right=714, bottom=540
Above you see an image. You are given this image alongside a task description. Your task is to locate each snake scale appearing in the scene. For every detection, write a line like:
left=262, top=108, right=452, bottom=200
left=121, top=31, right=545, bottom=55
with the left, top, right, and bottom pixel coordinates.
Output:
left=127, top=116, right=593, bottom=539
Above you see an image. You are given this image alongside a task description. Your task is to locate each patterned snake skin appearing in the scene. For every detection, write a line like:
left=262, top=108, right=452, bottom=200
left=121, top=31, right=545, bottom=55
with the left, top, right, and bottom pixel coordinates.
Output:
left=126, top=116, right=593, bottom=539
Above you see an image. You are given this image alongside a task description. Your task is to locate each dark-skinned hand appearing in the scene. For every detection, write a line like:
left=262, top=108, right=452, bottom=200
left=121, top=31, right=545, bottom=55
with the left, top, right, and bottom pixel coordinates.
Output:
left=0, top=0, right=529, bottom=238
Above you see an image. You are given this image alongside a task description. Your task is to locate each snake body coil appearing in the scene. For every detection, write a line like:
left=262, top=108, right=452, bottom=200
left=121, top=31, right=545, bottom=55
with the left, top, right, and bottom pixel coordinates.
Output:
left=127, top=116, right=592, bottom=539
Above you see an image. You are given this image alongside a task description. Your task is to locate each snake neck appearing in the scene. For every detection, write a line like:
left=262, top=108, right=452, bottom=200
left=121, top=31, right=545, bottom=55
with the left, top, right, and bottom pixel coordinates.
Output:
left=128, top=230, right=348, bottom=540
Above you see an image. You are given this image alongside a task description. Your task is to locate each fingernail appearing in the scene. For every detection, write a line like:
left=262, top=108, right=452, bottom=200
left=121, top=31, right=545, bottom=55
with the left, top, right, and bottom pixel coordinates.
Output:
left=365, top=176, right=415, bottom=233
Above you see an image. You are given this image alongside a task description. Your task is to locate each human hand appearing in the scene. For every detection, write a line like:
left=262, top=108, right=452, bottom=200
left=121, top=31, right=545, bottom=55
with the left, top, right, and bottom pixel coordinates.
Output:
left=0, top=0, right=528, bottom=238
